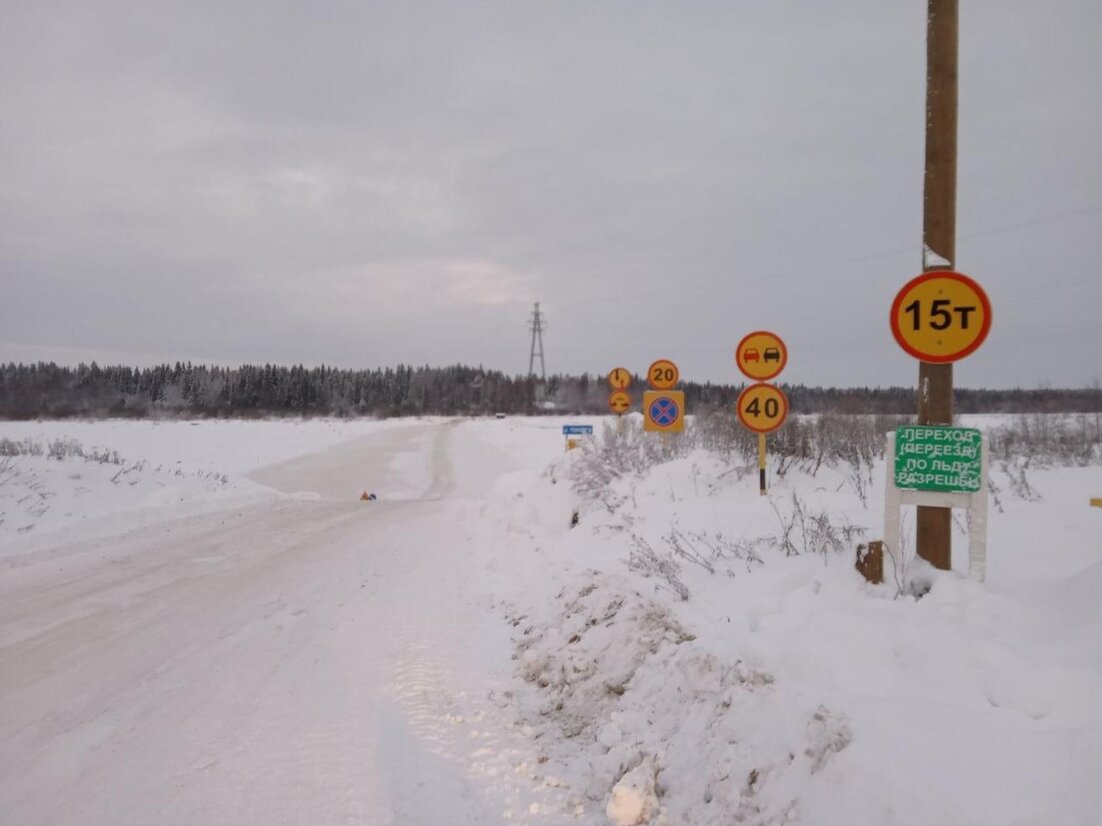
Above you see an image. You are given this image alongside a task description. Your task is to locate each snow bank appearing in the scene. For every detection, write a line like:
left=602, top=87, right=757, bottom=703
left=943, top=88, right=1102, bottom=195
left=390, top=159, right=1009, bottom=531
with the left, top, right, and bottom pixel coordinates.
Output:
left=468, top=415, right=1102, bottom=825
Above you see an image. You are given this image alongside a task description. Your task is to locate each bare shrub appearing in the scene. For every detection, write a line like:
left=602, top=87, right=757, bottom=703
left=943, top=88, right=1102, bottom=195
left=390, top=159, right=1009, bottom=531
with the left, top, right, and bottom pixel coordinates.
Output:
left=695, top=408, right=911, bottom=488
left=87, top=446, right=123, bottom=465
left=978, top=414, right=1102, bottom=503
left=0, top=438, right=43, bottom=457
left=0, top=457, right=17, bottom=486
left=569, top=419, right=693, bottom=512
left=628, top=535, right=691, bottom=601
left=986, top=413, right=1102, bottom=468
left=692, top=409, right=756, bottom=461
left=0, top=437, right=126, bottom=465
left=576, top=411, right=914, bottom=504
left=694, top=410, right=1102, bottom=484
left=661, top=526, right=716, bottom=573
left=768, top=492, right=866, bottom=557
left=47, top=438, right=82, bottom=460
left=662, top=524, right=765, bottom=574
left=1000, top=457, right=1042, bottom=501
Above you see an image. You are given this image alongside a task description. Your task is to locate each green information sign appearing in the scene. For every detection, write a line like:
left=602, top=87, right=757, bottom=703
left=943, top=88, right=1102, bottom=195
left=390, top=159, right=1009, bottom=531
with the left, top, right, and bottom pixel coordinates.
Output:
left=894, top=426, right=982, bottom=493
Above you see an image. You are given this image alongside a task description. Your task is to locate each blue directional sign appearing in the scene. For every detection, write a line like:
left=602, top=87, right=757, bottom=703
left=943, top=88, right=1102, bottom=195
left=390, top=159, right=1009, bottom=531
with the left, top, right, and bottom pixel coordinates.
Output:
left=643, top=390, right=685, bottom=433
left=563, top=425, right=594, bottom=436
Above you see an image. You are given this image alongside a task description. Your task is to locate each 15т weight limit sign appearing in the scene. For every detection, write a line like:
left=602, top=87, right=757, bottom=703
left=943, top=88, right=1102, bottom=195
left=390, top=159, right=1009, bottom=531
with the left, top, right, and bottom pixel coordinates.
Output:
left=891, top=271, right=991, bottom=363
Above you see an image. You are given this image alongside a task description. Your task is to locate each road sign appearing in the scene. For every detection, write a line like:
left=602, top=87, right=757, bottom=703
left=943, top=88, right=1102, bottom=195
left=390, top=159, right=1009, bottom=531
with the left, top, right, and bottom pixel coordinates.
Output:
left=735, top=331, right=788, bottom=381
left=562, top=424, right=594, bottom=436
left=643, top=390, right=685, bottom=433
left=647, top=359, right=679, bottom=390
left=608, top=390, right=632, bottom=414
left=736, top=383, right=788, bottom=433
left=884, top=430, right=990, bottom=582
left=607, top=367, right=632, bottom=391
left=894, top=426, right=982, bottom=493
left=890, top=271, right=991, bottom=363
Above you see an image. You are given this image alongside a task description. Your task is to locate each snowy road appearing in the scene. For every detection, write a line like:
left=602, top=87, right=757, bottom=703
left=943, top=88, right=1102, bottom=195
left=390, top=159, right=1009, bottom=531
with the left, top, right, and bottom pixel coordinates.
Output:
left=0, top=421, right=563, bottom=825
left=4, top=414, right=1102, bottom=824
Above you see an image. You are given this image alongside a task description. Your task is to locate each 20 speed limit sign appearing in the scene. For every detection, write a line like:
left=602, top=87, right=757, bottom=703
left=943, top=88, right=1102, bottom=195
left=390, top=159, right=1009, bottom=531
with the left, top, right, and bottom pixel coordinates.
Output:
left=736, top=383, right=788, bottom=433
left=890, top=271, right=991, bottom=363
left=647, top=359, right=679, bottom=390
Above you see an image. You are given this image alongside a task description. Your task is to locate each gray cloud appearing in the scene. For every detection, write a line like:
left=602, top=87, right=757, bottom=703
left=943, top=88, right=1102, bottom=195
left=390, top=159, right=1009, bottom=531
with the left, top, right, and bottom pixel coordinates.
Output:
left=2, top=1, right=1100, bottom=388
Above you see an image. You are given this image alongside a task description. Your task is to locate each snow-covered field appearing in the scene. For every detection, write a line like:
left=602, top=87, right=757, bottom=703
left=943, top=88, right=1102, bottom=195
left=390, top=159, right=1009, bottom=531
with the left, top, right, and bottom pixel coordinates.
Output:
left=0, top=417, right=426, bottom=549
left=1, top=414, right=1099, bottom=825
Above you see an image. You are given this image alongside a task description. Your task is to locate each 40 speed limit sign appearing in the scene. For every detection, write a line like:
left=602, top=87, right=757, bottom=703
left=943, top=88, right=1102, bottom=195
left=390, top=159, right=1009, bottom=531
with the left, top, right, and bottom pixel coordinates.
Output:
left=890, top=271, right=991, bottom=363
left=736, top=383, right=788, bottom=434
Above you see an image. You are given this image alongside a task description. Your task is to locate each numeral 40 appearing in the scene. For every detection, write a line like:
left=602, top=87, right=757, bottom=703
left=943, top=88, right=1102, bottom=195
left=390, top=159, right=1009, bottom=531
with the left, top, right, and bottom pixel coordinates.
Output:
left=745, top=397, right=780, bottom=418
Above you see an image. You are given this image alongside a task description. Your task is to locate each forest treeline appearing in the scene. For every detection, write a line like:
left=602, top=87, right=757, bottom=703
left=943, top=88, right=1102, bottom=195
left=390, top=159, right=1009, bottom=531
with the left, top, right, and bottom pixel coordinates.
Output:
left=1, top=361, right=1099, bottom=420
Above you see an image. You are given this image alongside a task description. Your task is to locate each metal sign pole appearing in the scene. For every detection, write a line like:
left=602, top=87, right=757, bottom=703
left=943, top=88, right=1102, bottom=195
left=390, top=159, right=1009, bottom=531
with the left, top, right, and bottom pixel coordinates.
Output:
left=758, top=433, right=767, bottom=495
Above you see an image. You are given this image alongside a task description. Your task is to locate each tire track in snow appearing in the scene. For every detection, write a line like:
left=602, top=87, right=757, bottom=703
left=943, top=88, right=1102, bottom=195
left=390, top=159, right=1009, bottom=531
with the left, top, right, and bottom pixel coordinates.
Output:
left=1, top=420, right=585, bottom=825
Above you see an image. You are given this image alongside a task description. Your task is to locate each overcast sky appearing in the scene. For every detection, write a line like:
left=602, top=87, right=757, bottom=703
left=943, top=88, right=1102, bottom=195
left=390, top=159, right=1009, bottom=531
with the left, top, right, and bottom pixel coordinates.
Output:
left=2, top=1, right=1100, bottom=388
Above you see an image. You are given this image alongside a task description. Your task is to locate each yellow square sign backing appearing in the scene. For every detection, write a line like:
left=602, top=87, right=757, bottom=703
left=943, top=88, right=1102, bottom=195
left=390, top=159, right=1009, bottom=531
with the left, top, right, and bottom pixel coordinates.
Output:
left=643, top=390, right=685, bottom=433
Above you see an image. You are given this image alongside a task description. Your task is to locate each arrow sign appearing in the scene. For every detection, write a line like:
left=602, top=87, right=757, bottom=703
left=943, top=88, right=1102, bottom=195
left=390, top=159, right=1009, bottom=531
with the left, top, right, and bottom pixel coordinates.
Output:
left=608, top=390, right=632, bottom=414
left=607, top=367, right=632, bottom=391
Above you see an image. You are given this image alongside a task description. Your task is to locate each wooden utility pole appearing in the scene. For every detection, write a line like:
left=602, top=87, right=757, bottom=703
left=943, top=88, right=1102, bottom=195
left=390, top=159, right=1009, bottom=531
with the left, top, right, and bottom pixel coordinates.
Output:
left=917, top=0, right=958, bottom=570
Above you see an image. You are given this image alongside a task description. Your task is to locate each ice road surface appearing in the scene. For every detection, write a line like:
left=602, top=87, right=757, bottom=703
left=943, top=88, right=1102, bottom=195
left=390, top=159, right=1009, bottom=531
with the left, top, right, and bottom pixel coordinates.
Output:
left=1, top=415, right=1100, bottom=825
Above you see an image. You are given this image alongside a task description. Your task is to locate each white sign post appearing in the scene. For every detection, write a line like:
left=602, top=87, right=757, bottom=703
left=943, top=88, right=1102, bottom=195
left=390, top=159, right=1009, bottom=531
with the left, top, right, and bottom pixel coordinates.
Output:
left=883, top=430, right=989, bottom=582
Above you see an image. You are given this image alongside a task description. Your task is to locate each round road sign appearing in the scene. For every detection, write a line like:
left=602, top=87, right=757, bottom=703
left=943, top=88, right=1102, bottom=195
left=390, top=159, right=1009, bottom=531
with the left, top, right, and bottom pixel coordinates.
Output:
left=648, top=359, right=679, bottom=390
left=608, top=367, right=632, bottom=391
left=890, top=271, right=991, bottom=363
left=650, top=396, right=679, bottom=425
left=736, top=331, right=787, bottom=381
left=608, top=390, right=632, bottom=414
left=736, top=383, right=789, bottom=433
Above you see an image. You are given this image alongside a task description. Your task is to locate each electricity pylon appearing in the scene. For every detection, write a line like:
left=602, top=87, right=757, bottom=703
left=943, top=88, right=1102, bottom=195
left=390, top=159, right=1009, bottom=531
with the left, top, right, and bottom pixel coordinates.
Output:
left=527, top=302, right=547, bottom=382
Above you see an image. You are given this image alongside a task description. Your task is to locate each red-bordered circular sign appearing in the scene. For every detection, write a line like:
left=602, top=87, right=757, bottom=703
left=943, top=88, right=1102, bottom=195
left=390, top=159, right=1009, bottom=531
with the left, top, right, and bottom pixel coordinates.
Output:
left=890, top=271, right=992, bottom=363
left=736, top=383, right=789, bottom=433
left=647, top=359, right=680, bottom=390
left=735, top=330, right=787, bottom=381
left=608, top=389, right=632, bottom=414
left=607, top=367, right=632, bottom=391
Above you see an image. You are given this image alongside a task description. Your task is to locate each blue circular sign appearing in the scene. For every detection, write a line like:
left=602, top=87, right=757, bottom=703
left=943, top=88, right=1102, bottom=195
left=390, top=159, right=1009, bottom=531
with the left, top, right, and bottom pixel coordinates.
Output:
left=649, top=396, right=680, bottom=426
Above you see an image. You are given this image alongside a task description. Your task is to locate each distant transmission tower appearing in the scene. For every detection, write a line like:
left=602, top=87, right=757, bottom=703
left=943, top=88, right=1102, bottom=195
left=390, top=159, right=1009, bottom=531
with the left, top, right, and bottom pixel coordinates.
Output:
left=527, top=302, right=547, bottom=382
